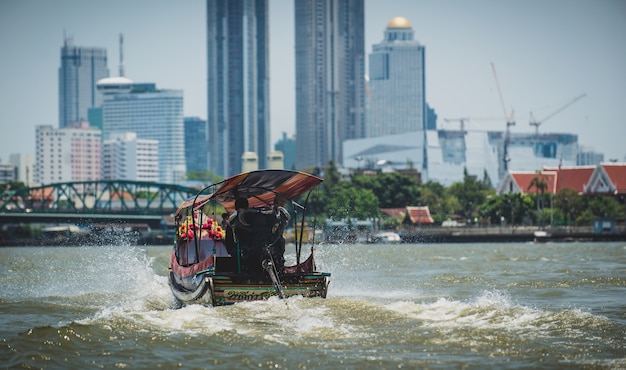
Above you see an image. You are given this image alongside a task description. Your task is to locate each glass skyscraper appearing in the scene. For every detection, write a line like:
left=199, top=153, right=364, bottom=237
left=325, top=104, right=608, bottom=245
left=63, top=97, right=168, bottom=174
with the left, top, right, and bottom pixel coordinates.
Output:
left=294, top=0, right=365, bottom=169
left=98, top=78, right=186, bottom=184
left=367, top=16, right=426, bottom=137
left=59, top=38, right=109, bottom=128
left=206, top=0, right=270, bottom=177
left=184, top=117, right=209, bottom=174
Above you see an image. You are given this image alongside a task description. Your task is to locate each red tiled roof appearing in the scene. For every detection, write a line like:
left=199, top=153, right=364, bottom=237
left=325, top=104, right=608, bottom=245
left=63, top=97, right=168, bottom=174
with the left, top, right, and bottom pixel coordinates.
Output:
left=544, top=166, right=595, bottom=193
left=405, top=206, right=434, bottom=225
left=380, top=208, right=406, bottom=218
left=511, top=172, right=557, bottom=194
left=601, top=163, right=626, bottom=193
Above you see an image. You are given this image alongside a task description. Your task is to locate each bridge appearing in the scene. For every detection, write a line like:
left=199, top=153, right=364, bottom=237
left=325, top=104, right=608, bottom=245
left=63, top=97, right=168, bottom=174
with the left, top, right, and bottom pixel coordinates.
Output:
left=0, top=180, right=206, bottom=229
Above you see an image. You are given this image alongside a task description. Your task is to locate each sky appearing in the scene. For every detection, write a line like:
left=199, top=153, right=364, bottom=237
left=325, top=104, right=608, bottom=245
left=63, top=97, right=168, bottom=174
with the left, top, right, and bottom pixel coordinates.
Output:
left=1, top=0, right=625, bottom=164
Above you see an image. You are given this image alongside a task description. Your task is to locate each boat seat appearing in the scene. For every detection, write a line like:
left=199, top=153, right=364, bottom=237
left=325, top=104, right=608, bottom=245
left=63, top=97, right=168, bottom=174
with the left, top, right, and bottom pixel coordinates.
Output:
left=234, top=209, right=286, bottom=273
left=214, top=256, right=236, bottom=273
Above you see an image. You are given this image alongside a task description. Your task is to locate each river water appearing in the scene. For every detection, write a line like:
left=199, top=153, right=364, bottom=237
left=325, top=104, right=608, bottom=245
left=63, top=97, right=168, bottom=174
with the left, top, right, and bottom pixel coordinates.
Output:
left=0, top=240, right=624, bottom=369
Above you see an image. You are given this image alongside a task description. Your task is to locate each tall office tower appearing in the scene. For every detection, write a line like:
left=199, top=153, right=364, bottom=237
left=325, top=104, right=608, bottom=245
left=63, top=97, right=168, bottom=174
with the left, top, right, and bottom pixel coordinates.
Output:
left=206, top=0, right=270, bottom=176
left=59, top=38, right=109, bottom=128
left=294, top=0, right=365, bottom=169
left=98, top=77, right=186, bottom=184
left=35, top=123, right=102, bottom=184
left=183, top=117, right=209, bottom=174
left=102, top=132, right=159, bottom=182
left=367, top=16, right=426, bottom=137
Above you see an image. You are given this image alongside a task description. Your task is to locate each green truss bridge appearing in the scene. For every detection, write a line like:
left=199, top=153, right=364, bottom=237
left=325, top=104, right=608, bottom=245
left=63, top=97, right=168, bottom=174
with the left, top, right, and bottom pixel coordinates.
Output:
left=0, top=180, right=204, bottom=229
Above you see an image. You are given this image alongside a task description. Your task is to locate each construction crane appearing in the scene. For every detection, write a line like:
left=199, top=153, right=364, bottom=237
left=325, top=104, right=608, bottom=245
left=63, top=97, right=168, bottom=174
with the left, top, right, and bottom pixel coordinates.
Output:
left=491, top=62, right=515, bottom=170
left=529, top=93, right=587, bottom=136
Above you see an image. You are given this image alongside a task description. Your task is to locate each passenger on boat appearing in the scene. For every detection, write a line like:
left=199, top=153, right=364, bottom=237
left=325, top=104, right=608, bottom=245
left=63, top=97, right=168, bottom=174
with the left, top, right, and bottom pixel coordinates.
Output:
left=221, top=212, right=229, bottom=229
left=263, top=194, right=290, bottom=272
left=226, top=196, right=290, bottom=274
left=225, top=197, right=248, bottom=256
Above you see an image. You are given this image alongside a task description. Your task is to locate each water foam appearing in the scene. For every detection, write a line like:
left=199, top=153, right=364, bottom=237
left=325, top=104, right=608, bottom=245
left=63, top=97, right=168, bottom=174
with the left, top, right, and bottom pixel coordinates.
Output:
left=383, top=290, right=613, bottom=337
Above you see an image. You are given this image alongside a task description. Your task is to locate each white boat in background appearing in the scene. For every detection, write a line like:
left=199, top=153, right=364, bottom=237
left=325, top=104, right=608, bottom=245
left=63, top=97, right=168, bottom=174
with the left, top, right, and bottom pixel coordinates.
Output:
left=533, top=230, right=551, bottom=243
left=369, top=231, right=402, bottom=244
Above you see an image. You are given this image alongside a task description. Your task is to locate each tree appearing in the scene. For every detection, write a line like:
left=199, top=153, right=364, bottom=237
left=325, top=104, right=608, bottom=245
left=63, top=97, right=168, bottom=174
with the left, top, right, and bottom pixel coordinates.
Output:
left=446, top=173, right=494, bottom=220
left=482, top=169, right=493, bottom=189
left=553, top=188, right=582, bottom=225
left=418, top=181, right=447, bottom=223
left=323, top=160, right=341, bottom=193
left=0, top=182, right=27, bottom=193
left=528, top=175, right=549, bottom=226
left=352, top=173, right=421, bottom=208
left=299, top=184, right=329, bottom=224
left=576, top=195, right=623, bottom=225
left=478, top=193, right=534, bottom=226
left=325, top=182, right=379, bottom=220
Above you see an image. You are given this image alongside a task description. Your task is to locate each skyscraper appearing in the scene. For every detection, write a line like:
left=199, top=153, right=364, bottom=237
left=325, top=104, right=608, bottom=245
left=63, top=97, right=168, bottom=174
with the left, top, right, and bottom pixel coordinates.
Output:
left=367, top=16, right=426, bottom=137
left=184, top=117, right=209, bottom=174
left=294, top=0, right=365, bottom=169
left=59, top=38, right=109, bottom=128
left=98, top=78, right=186, bottom=184
left=206, top=0, right=270, bottom=176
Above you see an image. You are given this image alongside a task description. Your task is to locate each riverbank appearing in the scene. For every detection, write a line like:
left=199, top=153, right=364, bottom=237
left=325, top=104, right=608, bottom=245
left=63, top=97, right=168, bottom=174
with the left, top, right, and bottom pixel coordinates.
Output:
left=400, top=225, right=626, bottom=243
left=2, top=225, right=625, bottom=246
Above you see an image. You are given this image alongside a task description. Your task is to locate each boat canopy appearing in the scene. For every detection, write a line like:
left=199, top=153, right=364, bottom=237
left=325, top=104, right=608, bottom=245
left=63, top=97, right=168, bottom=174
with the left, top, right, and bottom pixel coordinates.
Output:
left=176, top=169, right=323, bottom=215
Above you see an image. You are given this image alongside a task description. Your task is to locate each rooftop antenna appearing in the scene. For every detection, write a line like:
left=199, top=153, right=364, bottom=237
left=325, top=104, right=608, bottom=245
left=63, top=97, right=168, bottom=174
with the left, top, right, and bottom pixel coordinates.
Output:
left=63, top=29, right=73, bottom=47
left=119, top=33, right=125, bottom=77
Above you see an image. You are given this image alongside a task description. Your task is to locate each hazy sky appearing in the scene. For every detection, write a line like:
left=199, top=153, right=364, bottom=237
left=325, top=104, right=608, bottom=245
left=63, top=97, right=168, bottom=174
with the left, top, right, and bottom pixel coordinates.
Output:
left=1, top=0, right=625, bottom=164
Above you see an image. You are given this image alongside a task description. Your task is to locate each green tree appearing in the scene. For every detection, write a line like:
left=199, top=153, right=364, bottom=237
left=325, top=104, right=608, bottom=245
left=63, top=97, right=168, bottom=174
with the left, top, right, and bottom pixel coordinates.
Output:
left=446, top=172, right=494, bottom=220
left=326, top=182, right=379, bottom=220
left=301, top=160, right=341, bottom=221
left=553, top=188, right=583, bottom=225
left=324, top=160, right=341, bottom=193
left=527, top=174, right=549, bottom=226
left=0, top=182, right=27, bottom=193
left=302, top=185, right=330, bottom=223
left=352, top=172, right=420, bottom=208
left=478, top=193, right=534, bottom=225
left=418, top=181, right=447, bottom=223
left=576, top=195, right=623, bottom=225
left=482, top=169, right=493, bottom=189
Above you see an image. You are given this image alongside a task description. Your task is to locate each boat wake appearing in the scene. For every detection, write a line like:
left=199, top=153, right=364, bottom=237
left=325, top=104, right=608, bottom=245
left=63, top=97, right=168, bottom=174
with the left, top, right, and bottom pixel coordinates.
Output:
left=81, top=243, right=618, bottom=351
left=382, top=290, right=614, bottom=334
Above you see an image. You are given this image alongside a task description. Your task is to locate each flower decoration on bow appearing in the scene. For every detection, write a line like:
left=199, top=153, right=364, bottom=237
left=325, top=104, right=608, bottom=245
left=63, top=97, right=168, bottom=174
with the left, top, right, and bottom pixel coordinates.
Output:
left=177, top=216, right=196, bottom=240
left=178, top=214, right=225, bottom=241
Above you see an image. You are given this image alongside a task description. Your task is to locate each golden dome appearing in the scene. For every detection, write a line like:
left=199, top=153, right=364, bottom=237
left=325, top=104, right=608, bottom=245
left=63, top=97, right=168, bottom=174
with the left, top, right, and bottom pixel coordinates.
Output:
left=387, top=16, right=411, bottom=29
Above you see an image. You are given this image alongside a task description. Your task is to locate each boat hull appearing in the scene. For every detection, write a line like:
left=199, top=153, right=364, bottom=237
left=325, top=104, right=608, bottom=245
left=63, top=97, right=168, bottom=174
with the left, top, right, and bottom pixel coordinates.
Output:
left=169, top=272, right=330, bottom=306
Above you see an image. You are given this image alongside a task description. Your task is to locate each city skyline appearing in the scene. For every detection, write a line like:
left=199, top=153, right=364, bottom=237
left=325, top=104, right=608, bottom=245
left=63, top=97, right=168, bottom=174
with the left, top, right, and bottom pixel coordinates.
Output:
left=1, top=0, right=625, bottom=170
